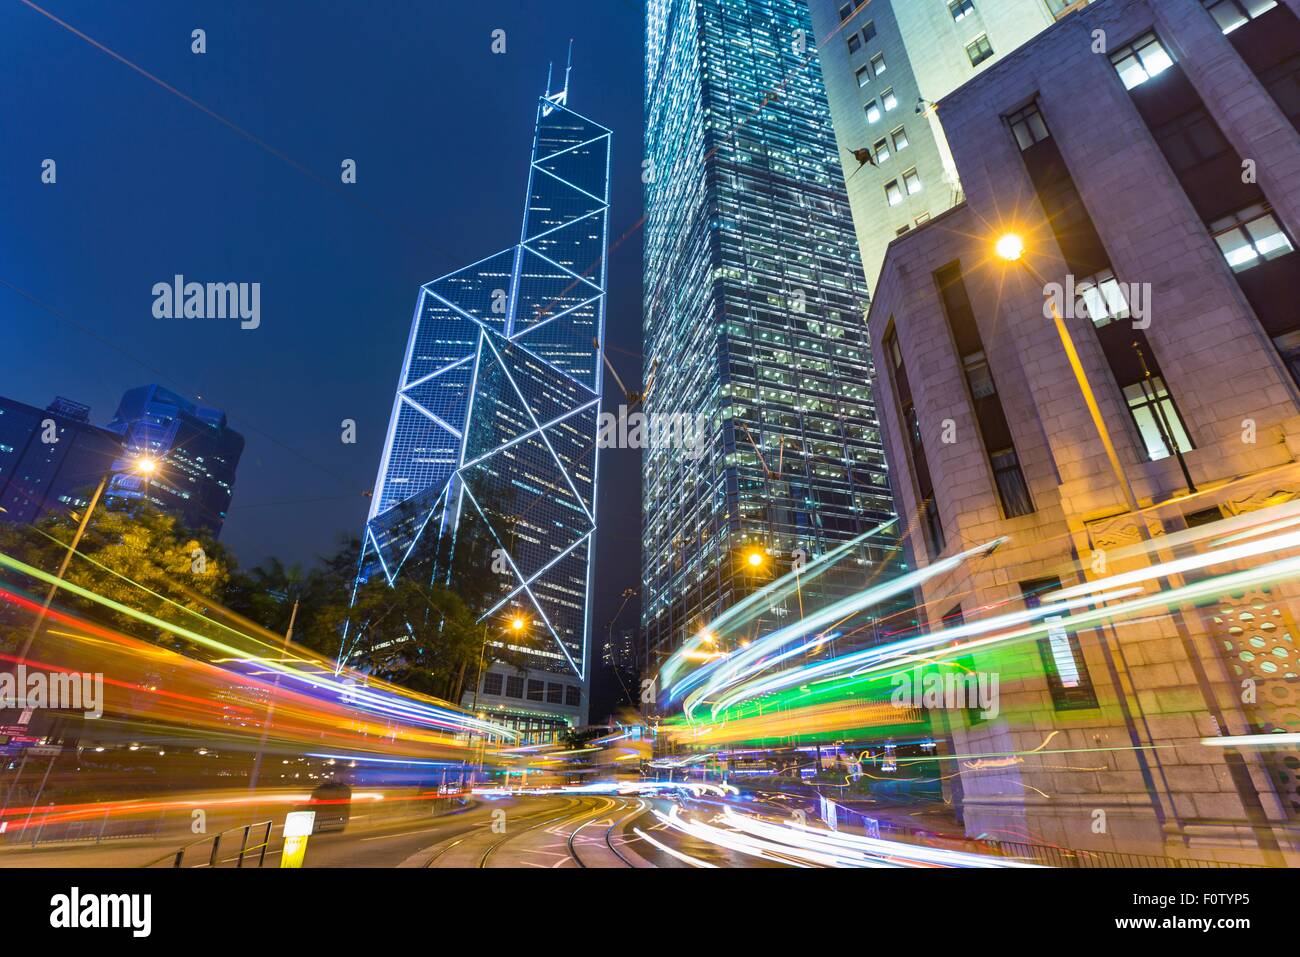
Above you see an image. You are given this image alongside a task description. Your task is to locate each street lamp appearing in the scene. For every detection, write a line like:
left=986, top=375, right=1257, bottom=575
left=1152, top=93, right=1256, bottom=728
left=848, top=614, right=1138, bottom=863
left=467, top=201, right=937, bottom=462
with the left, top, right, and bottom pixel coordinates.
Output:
left=744, top=548, right=765, bottom=569
left=994, top=232, right=1025, bottom=263
left=472, top=614, right=528, bottom=711
left=18, top=453, right=161, bottom=662
left=994, top=232, right=1142, bottom=517
left=995, top=232, right=1282, bottom=863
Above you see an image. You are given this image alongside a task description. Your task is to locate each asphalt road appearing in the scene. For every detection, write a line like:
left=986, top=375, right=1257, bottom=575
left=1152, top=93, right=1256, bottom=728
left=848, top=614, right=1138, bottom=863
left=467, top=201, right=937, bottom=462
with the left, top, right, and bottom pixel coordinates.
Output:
left=0, top=791, right=794, bottom=868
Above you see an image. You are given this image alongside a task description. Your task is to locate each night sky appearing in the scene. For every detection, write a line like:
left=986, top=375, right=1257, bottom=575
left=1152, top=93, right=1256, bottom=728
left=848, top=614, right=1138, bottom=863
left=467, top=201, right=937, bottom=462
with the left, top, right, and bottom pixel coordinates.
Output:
left=1, top=1, right=647, bottom=660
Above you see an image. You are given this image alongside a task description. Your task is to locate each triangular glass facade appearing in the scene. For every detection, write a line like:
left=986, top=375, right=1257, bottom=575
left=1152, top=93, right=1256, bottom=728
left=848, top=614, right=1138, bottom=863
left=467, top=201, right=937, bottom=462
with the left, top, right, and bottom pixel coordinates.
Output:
left=357, top=91, right=609, bottom=698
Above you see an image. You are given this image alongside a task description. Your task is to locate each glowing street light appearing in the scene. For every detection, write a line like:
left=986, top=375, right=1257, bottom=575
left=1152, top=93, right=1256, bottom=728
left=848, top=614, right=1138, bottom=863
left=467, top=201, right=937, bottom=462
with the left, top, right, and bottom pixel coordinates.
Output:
left=19, top=453, right=163, bottom=660
left=744, top=549, right=765, bottom=569
left=510, top=616, right=528, bottom=633
left=994, top=232, right=1025, bottom=262
left=993, top=231, right=1143, bottom=517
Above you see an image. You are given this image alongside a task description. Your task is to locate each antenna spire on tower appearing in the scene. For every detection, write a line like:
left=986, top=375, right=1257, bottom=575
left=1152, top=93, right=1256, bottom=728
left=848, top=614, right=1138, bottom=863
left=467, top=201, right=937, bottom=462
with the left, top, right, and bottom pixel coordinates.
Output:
left=563, top=38, right=573, bottom=100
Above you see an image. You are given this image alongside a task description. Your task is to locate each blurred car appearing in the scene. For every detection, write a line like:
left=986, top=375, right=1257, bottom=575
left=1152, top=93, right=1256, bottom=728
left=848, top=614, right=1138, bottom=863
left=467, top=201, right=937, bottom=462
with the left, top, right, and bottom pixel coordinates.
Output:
left=304, top=780, right=352, bottom=833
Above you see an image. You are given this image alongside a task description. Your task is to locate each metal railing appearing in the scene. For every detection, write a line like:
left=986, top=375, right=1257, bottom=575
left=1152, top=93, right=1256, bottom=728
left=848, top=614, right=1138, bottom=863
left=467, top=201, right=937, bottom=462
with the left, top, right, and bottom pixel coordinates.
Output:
left=144, top=820, right=274, bottom=869
left=982, top=839, right=1261, bottom=869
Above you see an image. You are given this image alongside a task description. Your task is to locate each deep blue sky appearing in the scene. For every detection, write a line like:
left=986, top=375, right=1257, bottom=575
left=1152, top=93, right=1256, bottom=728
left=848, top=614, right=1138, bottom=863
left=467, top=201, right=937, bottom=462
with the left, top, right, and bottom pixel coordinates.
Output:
left=1, top=1, right=646, bottom=637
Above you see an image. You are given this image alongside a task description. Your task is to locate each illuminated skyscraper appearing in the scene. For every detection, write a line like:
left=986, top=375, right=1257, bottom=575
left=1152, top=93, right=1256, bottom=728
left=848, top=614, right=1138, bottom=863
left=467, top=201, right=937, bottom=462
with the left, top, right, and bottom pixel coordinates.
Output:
left=357, top=69, right=610, bottom=734
left=105, top=384, right=244, bottom=537
left=642, top=0, right=908, bottom=671
left=806, top=0, right=1097, bottom=289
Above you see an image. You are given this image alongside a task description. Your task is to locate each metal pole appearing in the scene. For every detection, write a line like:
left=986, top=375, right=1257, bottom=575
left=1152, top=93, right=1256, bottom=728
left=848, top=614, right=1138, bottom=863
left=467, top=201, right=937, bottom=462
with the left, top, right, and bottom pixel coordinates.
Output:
left=1030, top=265, right=1281, bottom=863
left=20, top=754, right=56, bottom=844
left=471, top=621, right=488, bottom=712
left=18, top=473, right=108, bottom=663
left=249, top=600, right=298, bottom=792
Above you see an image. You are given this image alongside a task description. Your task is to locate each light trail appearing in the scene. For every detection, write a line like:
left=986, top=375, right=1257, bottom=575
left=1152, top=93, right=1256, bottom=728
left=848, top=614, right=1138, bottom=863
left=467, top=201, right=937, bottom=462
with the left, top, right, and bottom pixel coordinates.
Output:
left=659, top=509, right=1300, bottom=741
left=0, top=550, right=511, bottom=740
left=669, top=537, right=1009, bottom=718
left=649, top=805, right=1039, bottom=868
left=1202, top=733, right=1300, bottom=748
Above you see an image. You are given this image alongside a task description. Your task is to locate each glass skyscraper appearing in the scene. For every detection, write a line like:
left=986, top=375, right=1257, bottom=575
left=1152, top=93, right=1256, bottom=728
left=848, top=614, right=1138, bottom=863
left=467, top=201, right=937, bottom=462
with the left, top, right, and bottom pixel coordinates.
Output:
left=642, top=0, right=905, bottom=671
left=105, top=384, right=244, bottom=537
left=357, top=77, right=610, bottom=733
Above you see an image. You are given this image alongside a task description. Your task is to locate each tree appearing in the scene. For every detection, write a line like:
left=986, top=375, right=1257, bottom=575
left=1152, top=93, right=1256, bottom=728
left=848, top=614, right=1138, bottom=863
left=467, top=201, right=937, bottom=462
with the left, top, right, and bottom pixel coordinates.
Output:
left=0, top=504, right=233, bottom=652
left=222, top=537, right=360, bottom=651
left=313, top=576, right=484, bottom=700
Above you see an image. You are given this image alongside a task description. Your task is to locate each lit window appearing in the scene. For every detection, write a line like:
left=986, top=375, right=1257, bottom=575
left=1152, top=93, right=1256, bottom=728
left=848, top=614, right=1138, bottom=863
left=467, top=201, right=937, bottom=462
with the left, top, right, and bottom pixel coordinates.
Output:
left=871, top=52, right=887, bottom=76
left=949, top=0, right=975, bottom=20
left=847, top=33, right=862, bottom=54
left=885, top=180, right=902, bottom=206
left=1203, top=0, right=1277, bottom=33
left=1123, top=377, right=1193, bottom=461
left=882, top=88, right=898, bottom=111
left=1076, top=270, right=1131, bottom=327
left=903, top=167, right=922, bottom=194
left=891, top=126, right=909, bottom=151
left=966, top=34, right=994, bottom=66
left=855, top=65, right=870, bottom=87
left=1007, top=103, right=1050, bottom=150
left=1211, top=205, right=1295, bottom=271
left=1110, top=32, right=1174, bottom=89
left=873, top=137, right=890, bottom=164
left=1023, top=579, right=1098, bottom=710
left=865, top=99, right=882, bottom=123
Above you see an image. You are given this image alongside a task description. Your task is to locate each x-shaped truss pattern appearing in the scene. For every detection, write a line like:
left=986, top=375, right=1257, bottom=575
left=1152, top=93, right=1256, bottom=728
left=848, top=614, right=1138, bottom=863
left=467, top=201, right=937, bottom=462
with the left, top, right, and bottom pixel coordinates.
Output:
left=356, top=92, right=610, bottom=682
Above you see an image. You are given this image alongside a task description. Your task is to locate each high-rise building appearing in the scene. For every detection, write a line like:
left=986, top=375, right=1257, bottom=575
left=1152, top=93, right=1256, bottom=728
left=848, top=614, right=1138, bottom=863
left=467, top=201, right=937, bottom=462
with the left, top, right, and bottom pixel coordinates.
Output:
left=105, top=384, right=244, bottom=537
left=806, top=0, right=1098, bottom=290
left=642, top=0, right=907, bottom=676
left=867, top=0, right=1300, bottom=862
left=0, top=395, right=120, bottom=525
left=357, top=71, right=610, bottom=737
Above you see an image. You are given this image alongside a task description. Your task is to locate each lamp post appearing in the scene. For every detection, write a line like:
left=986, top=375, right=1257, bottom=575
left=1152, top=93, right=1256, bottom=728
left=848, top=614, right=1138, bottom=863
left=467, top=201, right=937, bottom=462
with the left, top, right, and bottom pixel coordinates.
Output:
left=995, top=234, right=1282, bottom=863
left=994, top=233, right=1143, bottom=516
left=17, top=454, right=158, bottom=663
left=470, top=614, right=526, bottom=777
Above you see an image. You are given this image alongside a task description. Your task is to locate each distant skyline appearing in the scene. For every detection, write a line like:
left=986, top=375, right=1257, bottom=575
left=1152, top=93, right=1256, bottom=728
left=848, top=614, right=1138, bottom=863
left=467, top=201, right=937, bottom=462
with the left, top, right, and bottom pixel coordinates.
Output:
left=0, top=0, right=646, bottom=642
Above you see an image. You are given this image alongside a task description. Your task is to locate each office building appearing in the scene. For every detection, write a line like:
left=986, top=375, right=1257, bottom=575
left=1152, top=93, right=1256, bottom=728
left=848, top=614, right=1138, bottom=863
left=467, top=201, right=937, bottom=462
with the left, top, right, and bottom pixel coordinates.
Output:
left=0, top=395, right=120, bottom=525
left=105, top=384, right=244, bottom=537
left=868, top=0, right=1300, bottom=862
left=358, top=71, right=610, bottom=738
left=642, top=0, right=907, bottom=676
left=806, top=0, right=1100, bottom=289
